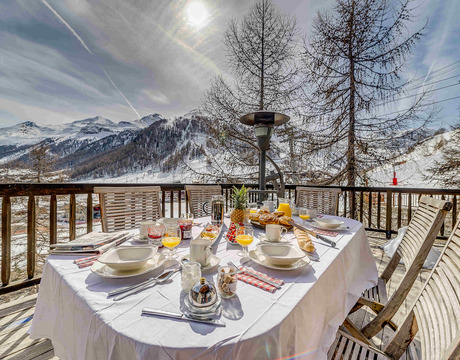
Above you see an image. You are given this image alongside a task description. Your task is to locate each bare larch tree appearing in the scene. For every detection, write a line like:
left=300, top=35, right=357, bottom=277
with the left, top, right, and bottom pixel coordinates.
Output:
left=199, top=0, right=302, bottom=190
left=301, top=0, right=431, bottom=196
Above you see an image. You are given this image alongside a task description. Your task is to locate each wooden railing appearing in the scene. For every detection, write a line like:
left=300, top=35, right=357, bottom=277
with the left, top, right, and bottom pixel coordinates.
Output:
left=1, top=183, right=459, bottom=295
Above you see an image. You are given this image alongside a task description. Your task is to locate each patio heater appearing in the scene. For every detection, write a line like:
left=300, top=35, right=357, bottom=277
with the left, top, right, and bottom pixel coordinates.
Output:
left=239, top=110, right=290, bottom=204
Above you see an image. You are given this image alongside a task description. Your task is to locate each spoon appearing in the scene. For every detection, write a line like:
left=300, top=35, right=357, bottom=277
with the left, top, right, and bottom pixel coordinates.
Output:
left=113, top=268, right=179, bottom=301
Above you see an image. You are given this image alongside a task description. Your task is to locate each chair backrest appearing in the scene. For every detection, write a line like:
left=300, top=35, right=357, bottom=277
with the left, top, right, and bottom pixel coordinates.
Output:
left=94, top=186, right=162, bottom=232
left=185, top=185, right=222, bottom=218
left=362, top=196, right=452, bottom=338
left=385, top=217, right=460, bottom=360
left=295, top=187, right=341, bottom=215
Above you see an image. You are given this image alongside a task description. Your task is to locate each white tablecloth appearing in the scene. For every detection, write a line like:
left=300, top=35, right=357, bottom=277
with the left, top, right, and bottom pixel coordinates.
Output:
left=30, top=216, right=378, bottom=360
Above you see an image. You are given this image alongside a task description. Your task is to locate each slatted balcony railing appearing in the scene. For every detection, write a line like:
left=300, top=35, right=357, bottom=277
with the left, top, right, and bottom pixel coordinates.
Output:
left=1, top=183, right=459, bottom=295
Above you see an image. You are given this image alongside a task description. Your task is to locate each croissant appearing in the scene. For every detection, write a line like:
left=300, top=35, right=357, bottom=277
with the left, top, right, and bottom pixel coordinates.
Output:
left=294, top=228, right=315, bottom=253
left=273, top=211, right=285, bottom=218
left=259, top=213, right=279, bottom=225
left=279, top=216, right=293, bottom=227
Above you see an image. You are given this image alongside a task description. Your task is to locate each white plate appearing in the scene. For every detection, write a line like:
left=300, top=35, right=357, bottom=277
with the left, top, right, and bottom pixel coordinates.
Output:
left=199, top=223, right=224, bottom=246
left=91, top=253, right=165, bottom=279
left=309, top=223, right=348, bottom=231
left=182, top=254, right=220, bottom=270
left=248, top=249, right=309, bottom=271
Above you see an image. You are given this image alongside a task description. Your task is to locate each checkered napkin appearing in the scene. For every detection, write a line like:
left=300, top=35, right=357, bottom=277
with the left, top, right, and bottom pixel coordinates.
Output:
left=309, top=228, right=338, bottom=237
left=237, top=267, right=284, bottom=293
left=74, top=255, right=100, bottom=268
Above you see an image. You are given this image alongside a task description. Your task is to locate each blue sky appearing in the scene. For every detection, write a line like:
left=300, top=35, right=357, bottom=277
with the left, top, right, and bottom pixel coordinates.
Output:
left=0, top=0, right=459, bottom=127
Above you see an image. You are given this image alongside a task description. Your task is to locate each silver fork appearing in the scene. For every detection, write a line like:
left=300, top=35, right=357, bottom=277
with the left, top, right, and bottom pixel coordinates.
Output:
left=227, top=260, right=281, bottom=289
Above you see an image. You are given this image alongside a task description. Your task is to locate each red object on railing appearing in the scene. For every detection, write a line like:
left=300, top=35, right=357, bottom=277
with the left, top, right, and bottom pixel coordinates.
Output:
left=393, top=171, right=397, bottom=185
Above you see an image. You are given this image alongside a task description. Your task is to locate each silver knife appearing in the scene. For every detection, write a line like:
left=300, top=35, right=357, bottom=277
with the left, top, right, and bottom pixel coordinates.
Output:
left=289, top=220, right=337, bottom=248
left=142, top=308, right=226, bottom=327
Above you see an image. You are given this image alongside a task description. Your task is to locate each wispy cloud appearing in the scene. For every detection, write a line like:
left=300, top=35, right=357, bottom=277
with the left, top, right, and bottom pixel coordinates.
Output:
left=41, top=0, right=141, bottom=119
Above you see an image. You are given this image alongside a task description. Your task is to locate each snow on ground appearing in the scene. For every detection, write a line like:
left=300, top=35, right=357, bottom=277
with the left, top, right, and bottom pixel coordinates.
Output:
left=367, top=129, right=456, bottom=188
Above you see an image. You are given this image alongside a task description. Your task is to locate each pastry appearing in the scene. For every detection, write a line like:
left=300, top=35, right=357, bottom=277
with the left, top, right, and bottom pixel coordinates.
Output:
left=258, top=213, right=279, bottom=225
left=273, top=211, right=285, bottom=217
left=278, top=216, right=292, bottom=227
left=294, top=228, right=315, bottom=253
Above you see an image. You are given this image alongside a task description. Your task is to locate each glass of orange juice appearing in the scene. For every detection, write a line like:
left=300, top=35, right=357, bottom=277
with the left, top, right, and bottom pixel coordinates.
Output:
left=236, top=226, right=254, bottom=258
left=299, top=208, right=310, bottom=224
left=162, top=224, right=181, bottom=259
left=249, top=203, right=258, bottom=214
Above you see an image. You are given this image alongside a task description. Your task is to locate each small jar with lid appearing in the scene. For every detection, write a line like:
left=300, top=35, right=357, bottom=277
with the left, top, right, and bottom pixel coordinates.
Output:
left=189, top=277, right=218, bottom=308
left=217, top=266, right=238, bottom=298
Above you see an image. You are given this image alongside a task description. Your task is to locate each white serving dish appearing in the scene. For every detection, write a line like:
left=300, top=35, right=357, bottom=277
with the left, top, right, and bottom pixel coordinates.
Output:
left=98, top=246, right=157, bottom=271
left=257, top=244, right=306, bottom=266
left=249, top=249, right=309, bottom=271
left=91, top=253, right=164, bottom=278
left=314, top=218, right=344, bottom=229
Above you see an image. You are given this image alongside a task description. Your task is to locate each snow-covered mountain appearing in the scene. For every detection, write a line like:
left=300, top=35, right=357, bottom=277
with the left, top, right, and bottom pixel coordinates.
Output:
left=367, top=128, right=458, bottom=188
left=0, top=115, right=160, bottom=164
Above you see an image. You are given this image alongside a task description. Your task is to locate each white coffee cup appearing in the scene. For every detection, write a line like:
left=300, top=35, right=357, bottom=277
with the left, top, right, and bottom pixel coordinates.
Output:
left=140, top=221, right=155, bottom=239
left=265, top=224, right=287, bottom=242
left=190, top=238, right=212, bottom=266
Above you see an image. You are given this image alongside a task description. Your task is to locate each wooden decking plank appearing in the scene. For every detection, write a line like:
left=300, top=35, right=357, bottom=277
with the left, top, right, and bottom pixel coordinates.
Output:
left=2, top=339, right=53, bottom=360
left=0, top=295, right=37, bottom=318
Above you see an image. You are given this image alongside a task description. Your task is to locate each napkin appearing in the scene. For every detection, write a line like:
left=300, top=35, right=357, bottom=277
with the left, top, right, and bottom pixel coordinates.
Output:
left=237, top=267, right=284, bottom=293
left=74, top=255, right=100, bottom=268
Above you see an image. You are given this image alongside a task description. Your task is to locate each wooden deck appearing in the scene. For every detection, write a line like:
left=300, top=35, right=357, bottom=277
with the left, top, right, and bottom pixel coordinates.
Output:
left=0, top=232, right=436, bottom=360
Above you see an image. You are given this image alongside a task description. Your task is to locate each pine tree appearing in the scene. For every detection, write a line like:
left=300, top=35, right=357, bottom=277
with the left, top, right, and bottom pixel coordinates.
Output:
left=301, top=0, right=432, bottom=188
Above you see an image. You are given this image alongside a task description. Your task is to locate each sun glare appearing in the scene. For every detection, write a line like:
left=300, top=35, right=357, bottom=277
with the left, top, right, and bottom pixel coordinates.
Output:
left=186, top=1, right=208, bottom=27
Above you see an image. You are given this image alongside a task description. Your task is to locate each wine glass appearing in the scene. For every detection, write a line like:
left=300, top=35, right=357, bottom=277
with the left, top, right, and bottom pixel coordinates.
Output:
left=298, top=208, right=310, bottom=224
left=181, top=213, right=194, bottom=221
left=162, top=224, right=181, bottom=259
left=236, top=226, right=254, bottom=258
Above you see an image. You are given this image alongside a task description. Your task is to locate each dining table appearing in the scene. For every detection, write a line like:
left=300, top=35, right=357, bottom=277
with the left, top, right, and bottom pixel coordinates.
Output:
left=29, top=215, right=378, bottom=360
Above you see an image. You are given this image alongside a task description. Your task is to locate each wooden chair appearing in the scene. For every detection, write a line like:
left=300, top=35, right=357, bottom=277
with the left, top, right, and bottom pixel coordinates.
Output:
left=94, top=186, right=162, bottom=232
left=344, top=196, right=452, bottom=342
left=185, top=185, right=222, bottom=218
left=295, top=186, right=341, bottom=215
left=328, top=215, right=460, bottom=360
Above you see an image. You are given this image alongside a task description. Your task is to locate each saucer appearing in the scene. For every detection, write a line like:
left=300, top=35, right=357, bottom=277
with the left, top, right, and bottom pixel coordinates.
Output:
left=258, top=234, right=290, bottom=244
left=184, top=296, right=222, bottom=319
left=91, top=253, right=165, bottom=279
left=132, top=235, right=150, bottom=243
left=182, top=254, right=220, bottom=270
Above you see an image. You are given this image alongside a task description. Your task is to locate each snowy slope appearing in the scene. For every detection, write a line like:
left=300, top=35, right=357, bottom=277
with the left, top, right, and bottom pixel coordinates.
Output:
left=367, top=129, right=457, bottom=188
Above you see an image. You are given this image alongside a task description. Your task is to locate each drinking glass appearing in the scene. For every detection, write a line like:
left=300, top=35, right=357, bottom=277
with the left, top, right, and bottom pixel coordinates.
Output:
left=181, top=262, right=201, bottom=292
left=148, top=223, right=165, bottom=247
left=181, top=213, right=194, bottom=221
left=249, top=203, right=258, bottom=214
left=236, top=226, right=254, bottom=258
left=162, top=224, right=181, bottom=259
left=298, top=208, right=310, bottom=224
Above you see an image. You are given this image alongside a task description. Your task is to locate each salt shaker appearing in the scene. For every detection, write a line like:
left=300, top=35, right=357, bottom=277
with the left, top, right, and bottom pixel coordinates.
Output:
left=181, top=262, right=201, bottom=292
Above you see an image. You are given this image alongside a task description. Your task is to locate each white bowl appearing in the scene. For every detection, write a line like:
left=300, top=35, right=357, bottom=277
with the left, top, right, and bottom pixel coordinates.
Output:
left=98, top=246, right=157, bottom=271
left=258, top=244, right=305, bottom=266
left=314, top=218, right=344, bottom=229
